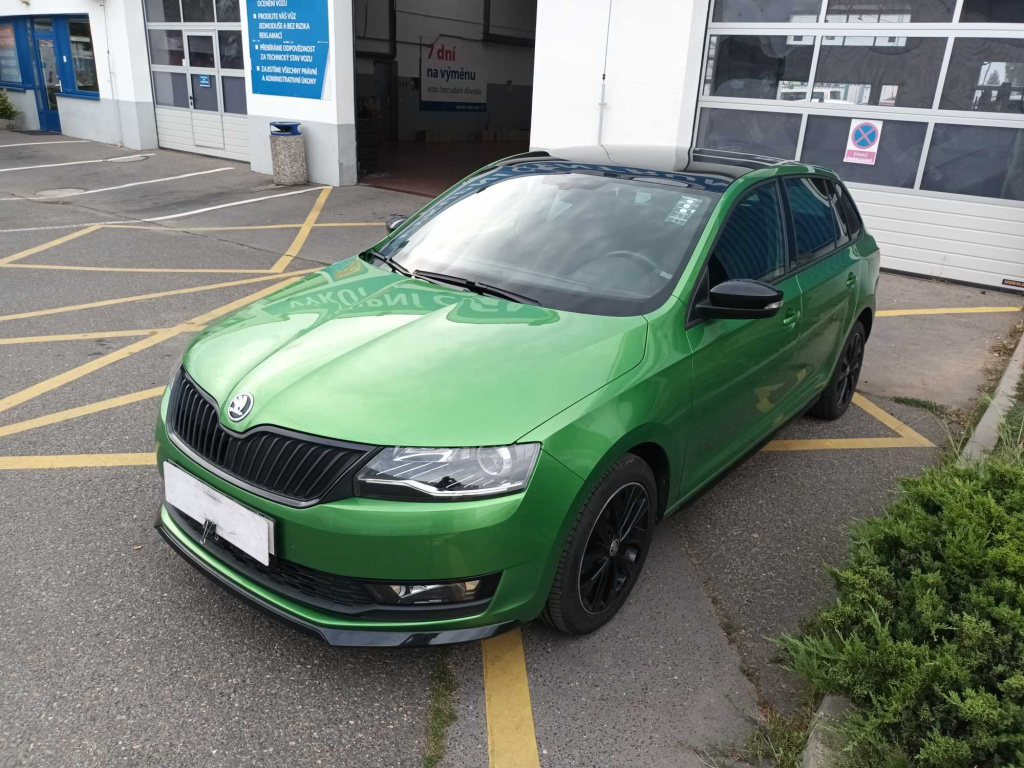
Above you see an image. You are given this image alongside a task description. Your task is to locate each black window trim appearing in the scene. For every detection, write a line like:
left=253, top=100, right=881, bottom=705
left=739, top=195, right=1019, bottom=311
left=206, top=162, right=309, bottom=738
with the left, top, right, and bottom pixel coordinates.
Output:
left=685, top=177, right=790, bottom=329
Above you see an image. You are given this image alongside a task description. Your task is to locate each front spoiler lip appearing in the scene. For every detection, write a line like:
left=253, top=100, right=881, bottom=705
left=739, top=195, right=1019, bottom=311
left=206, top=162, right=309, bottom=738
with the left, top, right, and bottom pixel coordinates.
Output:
left=155, top=518, right=520, bottom=647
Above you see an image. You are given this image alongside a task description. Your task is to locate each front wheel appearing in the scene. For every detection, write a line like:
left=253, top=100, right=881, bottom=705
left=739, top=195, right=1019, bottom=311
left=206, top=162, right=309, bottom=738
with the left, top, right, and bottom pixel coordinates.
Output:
left=809, top=320, right=866, bottom=420
left=543, top=454, right=656, bottom=635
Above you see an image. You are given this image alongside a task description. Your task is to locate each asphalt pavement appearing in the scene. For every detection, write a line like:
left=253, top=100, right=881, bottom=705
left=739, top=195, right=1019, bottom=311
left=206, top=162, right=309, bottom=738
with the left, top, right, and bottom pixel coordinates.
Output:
left=2, top=135, right=1021, bottom=768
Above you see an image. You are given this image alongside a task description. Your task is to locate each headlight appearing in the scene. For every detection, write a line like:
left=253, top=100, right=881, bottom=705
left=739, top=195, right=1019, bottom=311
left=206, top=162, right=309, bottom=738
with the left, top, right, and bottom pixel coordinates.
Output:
left=354, top=443, right=541, bottom=500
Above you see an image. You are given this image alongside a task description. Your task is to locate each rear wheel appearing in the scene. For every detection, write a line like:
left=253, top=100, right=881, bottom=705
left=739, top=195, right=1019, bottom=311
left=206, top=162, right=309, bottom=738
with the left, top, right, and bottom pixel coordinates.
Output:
left=543, top=454, right=656, bottom=635
left=809, top=320, right=866, bottom=420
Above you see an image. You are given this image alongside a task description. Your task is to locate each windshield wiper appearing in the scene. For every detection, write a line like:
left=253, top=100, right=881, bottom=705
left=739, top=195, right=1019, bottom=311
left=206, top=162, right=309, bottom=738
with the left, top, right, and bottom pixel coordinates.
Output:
left=366, top=248, right=411, bottom=277
left=413, top=270, right=540, bottom=306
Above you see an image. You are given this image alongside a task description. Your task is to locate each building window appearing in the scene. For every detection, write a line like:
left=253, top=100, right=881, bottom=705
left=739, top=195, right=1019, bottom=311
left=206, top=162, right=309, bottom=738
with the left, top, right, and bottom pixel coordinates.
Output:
left=959, top=0, right=1024, bottom=24
left=824, top=0, right=955, bottom=23
left=813, top=36, right=945, bottom=109
left=714, top=0, right=821, bottom=23
left=801, top=115, right=927, bottom=187
left=704, top=35, right=815, bottom=101
left=939, top=38, right=1024, bottom=114
left=217, top=30, right=243, bottom=70
left=181, top=0, right=215, bottom=24
left=697, top=108, right=803, bottom=158
left=921, top=124, right=1024, bottom=201
left=0, top=22, right=24, bottom=86
left=67, top=19, right=98, bottom=93
left=145, top=0, right=182, bottom=23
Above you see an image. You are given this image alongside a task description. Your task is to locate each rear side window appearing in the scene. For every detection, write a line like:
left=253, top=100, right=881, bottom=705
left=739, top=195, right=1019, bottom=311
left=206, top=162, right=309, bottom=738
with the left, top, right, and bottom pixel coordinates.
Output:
left=784, top=177, right=836, bottom=265
left=706, top=182, right=786, bottom=288
left=832, top=181, right=862, bottom=242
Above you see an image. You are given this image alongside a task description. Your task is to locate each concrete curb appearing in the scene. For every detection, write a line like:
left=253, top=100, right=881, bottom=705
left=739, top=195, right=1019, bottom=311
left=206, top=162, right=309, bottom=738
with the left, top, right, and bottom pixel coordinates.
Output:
left=961, top=329, right=1024, bottom=461
left=801, top=695, right=851, bottom=768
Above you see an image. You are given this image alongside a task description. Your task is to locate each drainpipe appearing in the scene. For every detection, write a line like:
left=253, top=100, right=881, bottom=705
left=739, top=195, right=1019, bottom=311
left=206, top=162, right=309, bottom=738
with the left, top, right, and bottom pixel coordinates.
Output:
left=596, top=0, right=613, bottom=146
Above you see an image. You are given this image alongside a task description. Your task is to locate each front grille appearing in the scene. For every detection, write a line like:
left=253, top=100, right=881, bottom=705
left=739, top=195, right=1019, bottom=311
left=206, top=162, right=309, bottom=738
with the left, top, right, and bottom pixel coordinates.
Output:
left=170, top=506, right=376, bottom=612
left=169, top=371, right=369, bottom=506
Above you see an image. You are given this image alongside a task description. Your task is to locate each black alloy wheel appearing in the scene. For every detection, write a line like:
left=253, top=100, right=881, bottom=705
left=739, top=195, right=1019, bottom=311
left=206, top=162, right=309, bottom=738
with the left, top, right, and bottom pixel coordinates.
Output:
left=810, top=320, right=866, bottom=420
left=544, top=454, right=657, bottom=635
left=578, top=482, right=650, bottom=614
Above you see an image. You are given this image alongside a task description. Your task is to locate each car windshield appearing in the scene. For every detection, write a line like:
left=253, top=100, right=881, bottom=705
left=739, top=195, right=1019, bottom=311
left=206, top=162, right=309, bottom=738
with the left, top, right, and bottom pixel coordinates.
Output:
left=377, top=168, right=722, bottom=316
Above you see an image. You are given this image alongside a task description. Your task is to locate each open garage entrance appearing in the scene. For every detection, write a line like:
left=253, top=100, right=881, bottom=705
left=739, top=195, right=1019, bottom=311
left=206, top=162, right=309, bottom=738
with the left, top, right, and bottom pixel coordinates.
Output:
left=352, top=0, right=536, bottom=197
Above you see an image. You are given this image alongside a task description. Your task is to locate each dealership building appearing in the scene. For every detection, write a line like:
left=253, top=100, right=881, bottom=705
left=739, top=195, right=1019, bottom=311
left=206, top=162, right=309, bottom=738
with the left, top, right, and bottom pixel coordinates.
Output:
left=1, top=0, right=1022, bottom=289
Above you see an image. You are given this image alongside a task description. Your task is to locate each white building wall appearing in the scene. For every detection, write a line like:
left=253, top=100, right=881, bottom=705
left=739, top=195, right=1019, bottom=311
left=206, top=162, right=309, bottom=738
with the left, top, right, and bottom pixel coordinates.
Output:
left=531, top=0, right=710, bottom=150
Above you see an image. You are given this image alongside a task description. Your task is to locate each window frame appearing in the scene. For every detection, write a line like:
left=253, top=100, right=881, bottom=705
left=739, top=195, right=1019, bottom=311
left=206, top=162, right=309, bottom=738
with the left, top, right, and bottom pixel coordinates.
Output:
left=778, top=173, right=865, bottom=277
left=55, top=16, right=99, bottom=100
left=685, top=178, right=792, bottom=328
left=696, top=0, right=1024, bottom=207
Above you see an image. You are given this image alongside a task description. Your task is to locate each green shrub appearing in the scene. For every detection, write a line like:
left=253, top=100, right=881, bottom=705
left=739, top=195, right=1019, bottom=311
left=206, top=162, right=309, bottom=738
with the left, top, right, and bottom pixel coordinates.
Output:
left=0, top=89, right=18, bottom=121
left=779, top=457, right=1024, bottom=768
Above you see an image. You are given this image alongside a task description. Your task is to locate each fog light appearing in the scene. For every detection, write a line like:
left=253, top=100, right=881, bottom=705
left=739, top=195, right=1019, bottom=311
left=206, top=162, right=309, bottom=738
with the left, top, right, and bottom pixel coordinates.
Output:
left=362, top=575, right=499, bottom=606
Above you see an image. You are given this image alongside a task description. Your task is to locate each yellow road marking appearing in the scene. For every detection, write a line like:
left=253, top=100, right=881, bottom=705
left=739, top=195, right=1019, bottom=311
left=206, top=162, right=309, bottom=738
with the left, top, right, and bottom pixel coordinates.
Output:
left=2, top=263, right=278, bottom=275
left=482, top=629, right=541, bottom=768
left=0, top=225, right=101, bottom=265
left=0, top=329, right=164, bottom=345
left=102, top=222, right=383, bottom=231
left=271, top=187, right=332, bottom=273
left=0, top=453, right=157, bottom=469
left=314, top=222, right=386, bottom=227
left=763, top=393, right=934, bottom=451
left=0, top=387, right=165, bottom=438
left=877, top=306, right=1021, bottom=317
left=0, top=277, right=300, bottom=416
left=0, top=270, right=313, bottom=323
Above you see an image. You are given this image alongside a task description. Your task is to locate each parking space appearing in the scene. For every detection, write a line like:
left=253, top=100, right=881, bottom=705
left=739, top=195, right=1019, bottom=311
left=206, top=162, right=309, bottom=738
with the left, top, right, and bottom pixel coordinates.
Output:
left=2, top=136, right=1022, bottom=767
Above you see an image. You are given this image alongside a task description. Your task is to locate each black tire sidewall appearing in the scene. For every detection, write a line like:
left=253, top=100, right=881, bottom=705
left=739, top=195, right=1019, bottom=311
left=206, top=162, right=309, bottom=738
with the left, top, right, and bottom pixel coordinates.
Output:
left=546, top=454, right=657, bottom=635
left=812, top=320, right=866, bottom=420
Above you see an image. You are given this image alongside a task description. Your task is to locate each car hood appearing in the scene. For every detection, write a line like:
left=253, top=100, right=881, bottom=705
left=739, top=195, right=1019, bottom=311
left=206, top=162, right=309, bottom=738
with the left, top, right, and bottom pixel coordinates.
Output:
left=182, top=259, right=648, bottom=446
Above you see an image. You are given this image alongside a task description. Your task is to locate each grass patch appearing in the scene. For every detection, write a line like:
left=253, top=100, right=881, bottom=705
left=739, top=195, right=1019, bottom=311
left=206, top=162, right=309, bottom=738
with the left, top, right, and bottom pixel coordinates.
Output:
left=422, top=648, right=457, bottom=768
left=741, top=695, right=820, bottom=768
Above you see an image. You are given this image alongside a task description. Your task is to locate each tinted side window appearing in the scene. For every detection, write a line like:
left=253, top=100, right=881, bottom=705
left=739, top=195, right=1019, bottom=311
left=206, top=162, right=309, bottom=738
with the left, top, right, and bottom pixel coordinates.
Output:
left=784, top=177, right=836, bottom=265
left=832, top=182, right=862, bottom=244
left=707, top=183, right=786, bottom=288
left=824, top=180, right=849, bottom=249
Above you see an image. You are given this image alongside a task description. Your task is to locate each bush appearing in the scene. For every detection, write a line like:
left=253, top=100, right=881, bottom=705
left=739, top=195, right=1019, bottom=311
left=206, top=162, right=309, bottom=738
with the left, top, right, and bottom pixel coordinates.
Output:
left=779, top=457, right=1024, bottom=768
left=0, top=89, right=18, bottom=121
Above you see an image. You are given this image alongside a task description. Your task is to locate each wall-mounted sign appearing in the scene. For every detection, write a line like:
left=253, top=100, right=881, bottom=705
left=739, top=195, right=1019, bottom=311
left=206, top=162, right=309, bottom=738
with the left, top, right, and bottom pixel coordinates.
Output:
left=844, top=119, right=883, bottom=166
left=420, top=36, right=486, bottom=112
left=248, top=0, right=329, bottom=99
left=198, top=74, right=211, bottom=88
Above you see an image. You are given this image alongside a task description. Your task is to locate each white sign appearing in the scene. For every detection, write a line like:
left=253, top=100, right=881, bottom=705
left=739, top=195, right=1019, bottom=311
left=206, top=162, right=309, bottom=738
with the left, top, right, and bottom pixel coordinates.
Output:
left=420, top=36, right=486, bottom=111
left=844, top=119, right=883, bottom=166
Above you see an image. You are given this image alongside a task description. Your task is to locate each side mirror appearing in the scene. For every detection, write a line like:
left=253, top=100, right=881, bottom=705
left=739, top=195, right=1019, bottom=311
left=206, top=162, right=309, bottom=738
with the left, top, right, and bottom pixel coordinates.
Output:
left=696, top=279, right=783, bottom=320
left=385, top=215, right=408, bottom=233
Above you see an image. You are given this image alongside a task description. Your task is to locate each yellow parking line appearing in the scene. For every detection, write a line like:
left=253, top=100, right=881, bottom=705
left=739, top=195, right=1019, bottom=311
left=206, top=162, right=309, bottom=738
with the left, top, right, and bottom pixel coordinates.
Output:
left=482, top=629, right=541, bottom=768
left=314, top=222, right=385, bottom=227
left=105, top=223, right=303, bottom=231
left=0, top=224, right=101, bottom=265
left=0, top=277, right=300, bottom=416
left=877, top=306, right=1021, bottom=317
left=762, top=393, right=934, bottom=451
left=0, top=387, right=165, bottom=439
left=0, top=270, right=313, bottom=323
left=0, top=453, right=157, bottom=469
left=2, top=263, right=278, bottom=275
left=271, top=187, right=332, bottom=273
left=0, top=329, right=164, bottom=345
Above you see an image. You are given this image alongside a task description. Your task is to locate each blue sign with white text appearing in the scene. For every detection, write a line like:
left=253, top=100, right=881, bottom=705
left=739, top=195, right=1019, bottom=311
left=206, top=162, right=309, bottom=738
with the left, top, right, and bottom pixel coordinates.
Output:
left=248, top=0, right=329, bottom=99
left=198, top=74, right=211, bottom=88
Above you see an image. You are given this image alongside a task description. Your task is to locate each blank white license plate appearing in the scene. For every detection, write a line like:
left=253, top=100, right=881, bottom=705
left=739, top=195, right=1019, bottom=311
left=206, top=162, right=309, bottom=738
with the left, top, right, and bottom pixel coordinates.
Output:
left=164, top=462, right=275, bottom=566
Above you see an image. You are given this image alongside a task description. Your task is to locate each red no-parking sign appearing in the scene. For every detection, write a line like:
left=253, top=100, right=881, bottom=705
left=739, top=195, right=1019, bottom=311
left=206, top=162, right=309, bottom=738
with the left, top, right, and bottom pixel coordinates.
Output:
left=844, top=119, right=884, bottom=166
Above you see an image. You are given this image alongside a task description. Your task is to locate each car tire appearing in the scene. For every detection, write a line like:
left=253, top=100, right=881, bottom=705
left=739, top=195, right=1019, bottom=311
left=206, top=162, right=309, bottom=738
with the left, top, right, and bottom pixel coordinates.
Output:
left=809, top=320, right=866, bottom=421
left=543, top=454, right=657, bottom=635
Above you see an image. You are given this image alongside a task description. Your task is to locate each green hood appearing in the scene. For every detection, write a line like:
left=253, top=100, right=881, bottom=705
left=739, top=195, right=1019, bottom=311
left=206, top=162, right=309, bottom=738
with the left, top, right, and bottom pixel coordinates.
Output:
left=182, top=259, right=648, bottom=447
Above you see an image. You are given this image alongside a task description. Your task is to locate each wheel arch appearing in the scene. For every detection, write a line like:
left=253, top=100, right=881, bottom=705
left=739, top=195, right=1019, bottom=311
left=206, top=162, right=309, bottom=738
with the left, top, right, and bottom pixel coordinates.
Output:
left=857, top=306, right=873, bottom=340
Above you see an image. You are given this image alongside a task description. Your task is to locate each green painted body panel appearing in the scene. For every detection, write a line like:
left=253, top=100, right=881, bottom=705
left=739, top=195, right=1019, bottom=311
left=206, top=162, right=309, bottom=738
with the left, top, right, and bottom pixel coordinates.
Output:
left=155, top=160, right=880, bottom=636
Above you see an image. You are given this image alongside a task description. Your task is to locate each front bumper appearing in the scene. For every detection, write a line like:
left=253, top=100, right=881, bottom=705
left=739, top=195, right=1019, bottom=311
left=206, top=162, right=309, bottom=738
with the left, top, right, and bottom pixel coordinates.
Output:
left=156, top=508, right=519, bottom=646
left=154, top=396, right=586, bottom=646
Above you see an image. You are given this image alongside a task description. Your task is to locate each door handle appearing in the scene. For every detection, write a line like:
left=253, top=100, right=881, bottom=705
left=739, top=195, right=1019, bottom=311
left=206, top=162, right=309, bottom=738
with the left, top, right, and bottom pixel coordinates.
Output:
left=846, top=272, right=857, bottom=288
left=782, top=309, right=800, bottom=328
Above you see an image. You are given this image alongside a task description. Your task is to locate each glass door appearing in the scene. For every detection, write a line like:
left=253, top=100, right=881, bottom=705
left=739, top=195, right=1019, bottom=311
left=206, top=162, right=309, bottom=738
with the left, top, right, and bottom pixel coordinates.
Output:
left=31, top=18, right=61, bottom=132
left=184, top=30, right=223, bottom=148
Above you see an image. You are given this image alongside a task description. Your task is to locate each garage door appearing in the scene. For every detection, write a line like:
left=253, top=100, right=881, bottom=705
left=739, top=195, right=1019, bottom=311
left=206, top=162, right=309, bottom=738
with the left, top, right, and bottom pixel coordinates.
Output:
left=145, top=0, right=249, bottom=162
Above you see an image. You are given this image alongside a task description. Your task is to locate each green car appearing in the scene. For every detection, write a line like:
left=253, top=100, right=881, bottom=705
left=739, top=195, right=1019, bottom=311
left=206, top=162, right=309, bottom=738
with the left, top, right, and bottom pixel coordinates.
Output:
left=155, top=146, right=879, bottom=646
